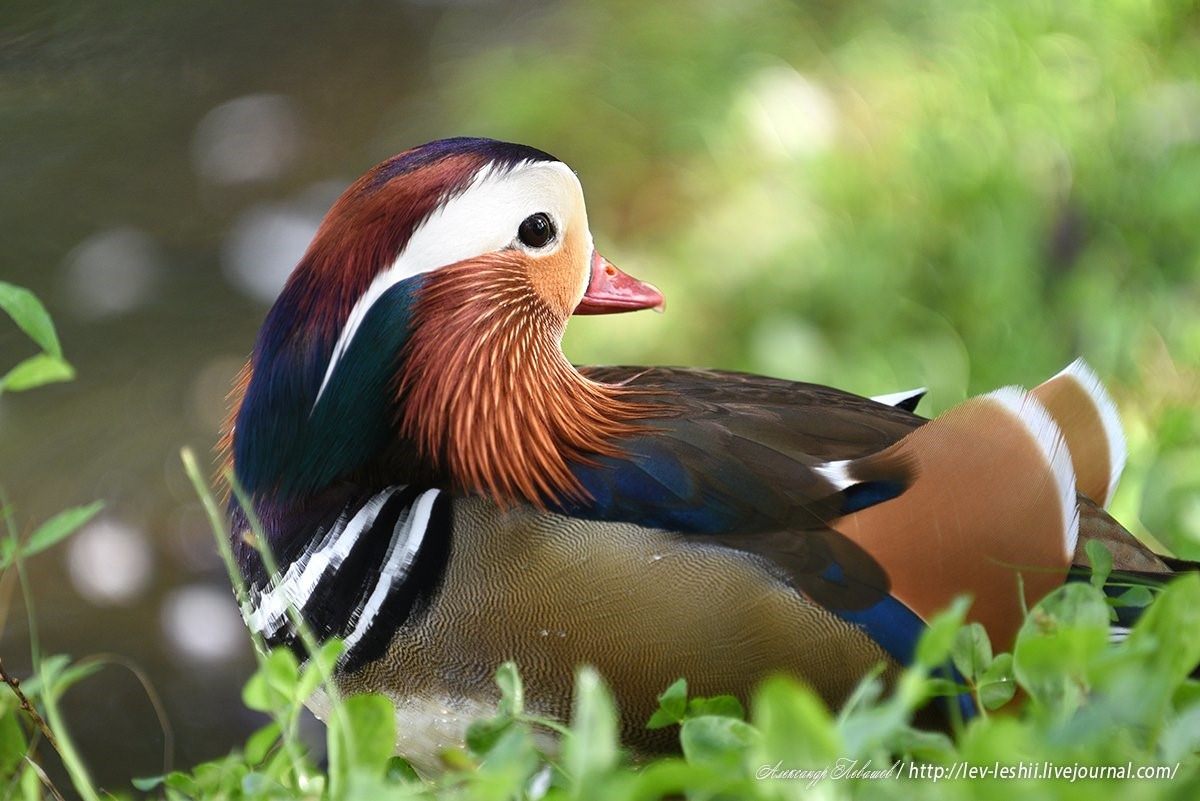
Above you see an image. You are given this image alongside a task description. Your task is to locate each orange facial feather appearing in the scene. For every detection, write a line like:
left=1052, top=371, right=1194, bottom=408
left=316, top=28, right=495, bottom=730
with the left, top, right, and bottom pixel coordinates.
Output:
left=215, top=359, right=253, bottom=496
left=398, top=252, right=655, bottom=506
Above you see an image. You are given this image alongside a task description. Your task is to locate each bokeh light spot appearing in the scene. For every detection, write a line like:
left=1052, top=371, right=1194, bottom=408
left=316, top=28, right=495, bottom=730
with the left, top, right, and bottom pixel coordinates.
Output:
left=66, top=517, right=153, bottom=606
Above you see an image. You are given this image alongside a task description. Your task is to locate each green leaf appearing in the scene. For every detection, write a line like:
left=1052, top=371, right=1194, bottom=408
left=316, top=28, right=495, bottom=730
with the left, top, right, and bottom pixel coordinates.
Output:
left=0, top=708, right=28, bottom=777
left=162, top=770, right=199, bottom=795
left=0, top=282, right=62, bottom=357
left=1013, top=583, right=1109, bottom=714
left=680, top=716, right=757, bottom=773
left=1122, top=574, right=1200, bottom=686
left=466, top=715, right=512, bottom=755
left=627, top=758, right=739, bottom=800
left=751, top=675, right=840, bottom=770
left=887, top=726, right=956, bottom=762
left=562, top=667, right=619, bottom=786
left=977, top=653, right=1016, bottom=710
left=1085, top=540, right=1113, bottom=589
left=385, top=756, right=421, bottom=783
left=131, top=775, right=166, bottom=792
left=240, top=672, right=271, bottom=713
left=646, top=677, right=687, bottom=729
left=838, top=665, right=886, bottom=716
left=841, top=670, right=926, bottom=756
left=1114, top=585, right=1154, bottom=608
left=335, top=694, right=396, bottom=774
left=0, top=353, right=74, bottom=393
left=315, top=638, right=346, bottom=670
left=16, top=657, right=102, bottom=700
left=978, top=679, right=1017, bottom=711
left=1, top=502, right=103, bottom=570
left=915, top=596, right=971, bottom=668
left=244, top=721, right=281, bottom=765
left=921, top=677, right=968, bottom=699
left=240, top=772, right=274, bottom=796
left=686, top=694, right=744, bottom=721
left=327, top=693, right=397, bottom=798
left=645, top=708, right=678, bottom=731
left=438, top=748, right=475, bottom=772
left=474, top=726, right=541, bottom=798
left=23, top=655, right=103, bottom=702
left=1160, top=703, right=1200, bottom=762
left=241, top=652, right=297, bottom=715
left=1173, top=679, right=1200, bottom=710
left=296, top=639, right=344, bottom=701
left=494, top=661, right=524, bottom=717
left=19, top=760, right=39, bottom=801
left=264, top=648, right=300, bottom=700
left=951, top=622, right=993, bottom=681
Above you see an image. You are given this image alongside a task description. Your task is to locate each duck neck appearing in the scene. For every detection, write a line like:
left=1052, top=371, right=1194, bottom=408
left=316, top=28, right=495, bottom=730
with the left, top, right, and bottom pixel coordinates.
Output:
left=398, top=254, right=646, bottom=506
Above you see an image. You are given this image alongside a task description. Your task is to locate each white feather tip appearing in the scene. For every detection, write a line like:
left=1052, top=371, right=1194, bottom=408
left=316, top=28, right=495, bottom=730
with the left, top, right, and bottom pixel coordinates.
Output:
left=983, top=386, right=1080, bottom=560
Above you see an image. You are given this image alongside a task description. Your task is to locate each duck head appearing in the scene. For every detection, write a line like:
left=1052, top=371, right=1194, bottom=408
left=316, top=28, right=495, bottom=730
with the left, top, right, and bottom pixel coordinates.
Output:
left=225, top=138, right=663, bottom=507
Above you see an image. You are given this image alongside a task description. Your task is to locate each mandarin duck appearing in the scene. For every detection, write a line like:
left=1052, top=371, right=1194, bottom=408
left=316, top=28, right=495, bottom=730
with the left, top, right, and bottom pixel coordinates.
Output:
left=220, top=137, right=1178, bottom=768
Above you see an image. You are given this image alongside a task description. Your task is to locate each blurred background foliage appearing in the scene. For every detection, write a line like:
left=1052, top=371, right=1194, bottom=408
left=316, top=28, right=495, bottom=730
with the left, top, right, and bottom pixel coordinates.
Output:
left=1, top=0, right=1198, bottom=788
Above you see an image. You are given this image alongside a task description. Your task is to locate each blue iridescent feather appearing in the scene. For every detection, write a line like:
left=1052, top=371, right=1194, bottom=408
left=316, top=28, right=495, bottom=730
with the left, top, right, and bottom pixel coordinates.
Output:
left=235, top=276, right=427, bottom=497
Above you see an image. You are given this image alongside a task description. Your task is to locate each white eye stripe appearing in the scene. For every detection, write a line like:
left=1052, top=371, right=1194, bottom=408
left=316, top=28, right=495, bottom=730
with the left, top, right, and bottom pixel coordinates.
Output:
left=312, top=160, right=585, bottom=409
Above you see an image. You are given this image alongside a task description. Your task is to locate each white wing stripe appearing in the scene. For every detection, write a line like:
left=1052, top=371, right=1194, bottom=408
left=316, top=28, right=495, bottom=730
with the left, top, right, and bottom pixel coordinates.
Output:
left=341, top=488, right=440, bottom=657
left=1054, top=358, right=1127, bottom=507
left=983, top=387, right=1080, bottom=559
left=870, top=387, right=927, bottom=408
left=812, top=458, right=856, bottom=490
left=244, top=486, right=402, bottom=636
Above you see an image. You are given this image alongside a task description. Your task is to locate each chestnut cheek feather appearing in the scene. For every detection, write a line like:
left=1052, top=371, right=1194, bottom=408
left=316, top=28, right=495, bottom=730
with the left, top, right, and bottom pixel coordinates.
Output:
left=216, top=359, right=254, bottom=493
left=397, top=253, right=655, bottom=506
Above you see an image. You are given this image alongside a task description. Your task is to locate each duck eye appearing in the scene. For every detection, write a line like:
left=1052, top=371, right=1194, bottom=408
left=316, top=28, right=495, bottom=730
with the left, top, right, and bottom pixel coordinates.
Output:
left=517, top=213, right=555, bottom=249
